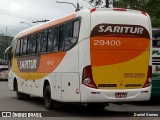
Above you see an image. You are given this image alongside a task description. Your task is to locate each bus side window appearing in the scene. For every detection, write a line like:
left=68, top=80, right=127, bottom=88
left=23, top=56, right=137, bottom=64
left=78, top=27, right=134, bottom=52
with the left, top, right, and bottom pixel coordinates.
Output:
left=64, top=20, right=80, bottom=50
left=11, top=39, right=17, bottom=59
left=41, top=30, right=48, bottom=53
left=15, top=40, right=21, bottom=57
left=58, top=25, right=65, bottom=52
left=12, top=39, right=17, bottom=55
left=27, top=36, right=33, bottom=55
left=22, top=37, right=27, bottom=55
left=73, top=20, right=80, bottom=37
left=53, top=27, right=59, bottom=52
left=36, top=33, right=41, bottom=54
left=20, top=38, right=23, bottom=56
left=31, top=34, right=37, bottom=54
left=64, top=22, right=73, bottom=50
left=65, top=22, right=73, bottom=38
left=47, top=29, right=53, bottom=53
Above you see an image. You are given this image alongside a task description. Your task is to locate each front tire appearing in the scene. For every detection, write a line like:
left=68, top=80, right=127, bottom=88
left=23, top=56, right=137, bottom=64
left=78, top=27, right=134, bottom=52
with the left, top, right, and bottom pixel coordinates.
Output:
left=44, top=85, right=53, bottom=110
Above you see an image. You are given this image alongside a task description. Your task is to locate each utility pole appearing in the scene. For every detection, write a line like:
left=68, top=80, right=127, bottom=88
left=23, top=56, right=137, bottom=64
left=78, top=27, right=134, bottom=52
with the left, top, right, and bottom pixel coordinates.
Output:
left=56, top=1, right=81, bottom=12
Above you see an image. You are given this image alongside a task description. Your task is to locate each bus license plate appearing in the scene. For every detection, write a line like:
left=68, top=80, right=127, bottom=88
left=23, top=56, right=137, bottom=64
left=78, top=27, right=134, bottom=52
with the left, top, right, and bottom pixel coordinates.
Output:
left=115, top=93, right=127, bottom=98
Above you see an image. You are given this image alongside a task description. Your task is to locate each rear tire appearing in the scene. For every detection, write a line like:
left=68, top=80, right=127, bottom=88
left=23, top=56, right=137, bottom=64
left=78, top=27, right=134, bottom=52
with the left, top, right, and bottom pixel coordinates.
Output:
left=44, top=85, right=53, bottom=110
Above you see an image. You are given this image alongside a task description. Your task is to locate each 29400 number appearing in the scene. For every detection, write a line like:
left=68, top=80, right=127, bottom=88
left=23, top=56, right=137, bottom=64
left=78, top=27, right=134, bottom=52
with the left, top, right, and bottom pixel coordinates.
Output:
left=94, top=40, right=121, bottom=46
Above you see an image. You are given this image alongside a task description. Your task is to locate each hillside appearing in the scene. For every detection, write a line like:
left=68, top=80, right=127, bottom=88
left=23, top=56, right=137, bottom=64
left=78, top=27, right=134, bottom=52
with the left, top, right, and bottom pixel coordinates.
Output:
left=0, top=35, right=13, bottom=60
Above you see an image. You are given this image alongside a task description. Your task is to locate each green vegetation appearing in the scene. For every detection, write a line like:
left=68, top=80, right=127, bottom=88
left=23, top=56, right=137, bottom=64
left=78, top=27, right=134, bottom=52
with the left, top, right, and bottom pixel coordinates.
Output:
left=0, top=35, right=13, bottom=60
left=113, top=0, right=160, bottom=27
left=87, top=0, right=160, bottom=27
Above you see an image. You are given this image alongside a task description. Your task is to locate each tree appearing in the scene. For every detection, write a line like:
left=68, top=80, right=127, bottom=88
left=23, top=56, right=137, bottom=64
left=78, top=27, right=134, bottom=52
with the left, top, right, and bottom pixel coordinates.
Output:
left=87, top=0, right=112, bottom=8
left=0, top=35, right=13, bottom=59
left=85, top=0, right=160, bottom=27
left=113, top=0, right=160, bottom=27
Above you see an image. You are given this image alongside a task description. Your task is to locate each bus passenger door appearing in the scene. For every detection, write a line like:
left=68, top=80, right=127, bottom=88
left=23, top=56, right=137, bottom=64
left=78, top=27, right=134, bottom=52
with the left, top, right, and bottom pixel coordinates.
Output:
left=61, top=73, right=80, bottom=102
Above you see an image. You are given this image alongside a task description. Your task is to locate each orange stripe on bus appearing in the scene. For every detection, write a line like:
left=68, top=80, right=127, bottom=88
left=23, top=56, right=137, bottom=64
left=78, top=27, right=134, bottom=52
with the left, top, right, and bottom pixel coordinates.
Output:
left=18, top=14, right=76, bottom=38
left=91, top=49, right=148, bottom=66
left=12, top=52, right=66, bottom=80
left=91, top=37, right=150, bottom=50
left=91, top=37, right=150, bottom=66
left=37, top=52, right=66, bottom=73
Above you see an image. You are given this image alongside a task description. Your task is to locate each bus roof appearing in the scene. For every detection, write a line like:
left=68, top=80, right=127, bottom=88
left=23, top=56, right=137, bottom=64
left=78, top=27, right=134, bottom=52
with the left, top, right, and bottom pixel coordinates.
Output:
left=17, top=13, right=76, bottom=38
left=16, top=8, right=148, bottom=39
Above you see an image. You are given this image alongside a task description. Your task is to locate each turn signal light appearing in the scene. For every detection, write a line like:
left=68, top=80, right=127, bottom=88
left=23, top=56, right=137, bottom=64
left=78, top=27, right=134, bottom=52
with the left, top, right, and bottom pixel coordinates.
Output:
left=82, top=65, right=97, bottom=88
left=143, top=66, right=152, bottom=88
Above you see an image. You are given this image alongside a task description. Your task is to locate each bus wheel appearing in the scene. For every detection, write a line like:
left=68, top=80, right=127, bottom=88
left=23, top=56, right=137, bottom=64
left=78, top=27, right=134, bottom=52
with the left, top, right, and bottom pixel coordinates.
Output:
left=44, top=85, right=53, bottom=110
left=87, top=103, right=107, bottom=110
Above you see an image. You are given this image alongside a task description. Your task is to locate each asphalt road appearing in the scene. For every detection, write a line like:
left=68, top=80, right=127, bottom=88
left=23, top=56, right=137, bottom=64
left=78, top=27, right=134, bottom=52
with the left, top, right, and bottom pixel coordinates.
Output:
left=0, top=81, right=160, bottom=120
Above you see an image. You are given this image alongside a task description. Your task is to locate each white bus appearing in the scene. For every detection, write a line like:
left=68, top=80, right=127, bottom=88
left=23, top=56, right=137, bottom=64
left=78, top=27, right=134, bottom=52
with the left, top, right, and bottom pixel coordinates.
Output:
left=6, top=8, right=152, bottom=110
